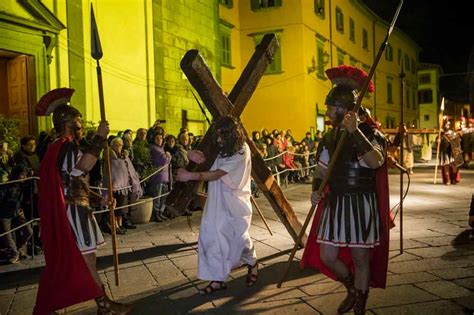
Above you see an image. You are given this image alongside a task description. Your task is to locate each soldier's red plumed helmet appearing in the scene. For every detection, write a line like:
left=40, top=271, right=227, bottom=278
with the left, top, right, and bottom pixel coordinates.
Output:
left=325, top=65, right=374, bottom=110
left=35, top=88, right=81, bottom=132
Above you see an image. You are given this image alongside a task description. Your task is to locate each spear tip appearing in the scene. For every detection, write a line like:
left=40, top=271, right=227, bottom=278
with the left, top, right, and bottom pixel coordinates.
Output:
left=91, top=4, right=103, bottom=60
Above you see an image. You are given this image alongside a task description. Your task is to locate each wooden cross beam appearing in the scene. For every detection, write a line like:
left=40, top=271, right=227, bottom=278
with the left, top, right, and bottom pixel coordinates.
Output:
left=165, top=34, right=307, bottom=246
left=382, top=128, right=438, bottom=134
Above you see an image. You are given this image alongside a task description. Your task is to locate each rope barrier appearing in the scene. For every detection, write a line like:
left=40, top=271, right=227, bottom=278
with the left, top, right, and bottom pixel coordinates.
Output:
left=263, top=149, right=318, bottom=162
left=0, top=176, right=39, bottom=186
left=0, top=192, right=172, bottom=236
left=92, top=191, right=170, bottom=214
left=0, top=163, right=170, bottom=238
left=90, top=163, right=170, bottom=191
left=271, top=163, right=318, bottom=177
left=0, top=218, right=38, bottom=238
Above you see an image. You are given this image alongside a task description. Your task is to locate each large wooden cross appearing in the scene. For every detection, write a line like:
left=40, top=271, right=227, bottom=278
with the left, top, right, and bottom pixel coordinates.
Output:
left=165, top=34, right=307, bottom=246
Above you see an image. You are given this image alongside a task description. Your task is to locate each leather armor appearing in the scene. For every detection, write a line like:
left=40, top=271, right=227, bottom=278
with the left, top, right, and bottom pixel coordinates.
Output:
left=326, top=128, right=383, bottom=194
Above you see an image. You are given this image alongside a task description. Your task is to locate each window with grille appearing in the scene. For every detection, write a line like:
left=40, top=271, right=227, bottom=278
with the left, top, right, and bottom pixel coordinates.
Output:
left=387, top=78, right=393, bottom=103
left=385, top=43, right=393, bottom=61
left=317, top=42, right=325, bottom=78
left=251, top=0, right=282, bottom=10
left=419, top=73, right=431, bottom=84
left=405, top=54, right=410, bottom=71
left=336, top=7, right=344, bottom=33
left=406, top=89, right=410, bottom=108
left=418, top=89, right=433, bottom=104
left=385, top=116, right=395, bottom=129
left=412, top=89, right=417, bottom=109
left=349, top=18, right=355, bottom=42
left=219, top=0, right=233, bottom=8
left=220, top=23, right=233, bottom=67
left=314, top=0, right=325, bottom=18
left=221, top=32, right=232, bottom=67
left=362, top=28, right=368, bottom=49
left=337, top=49, right=345, bottom=65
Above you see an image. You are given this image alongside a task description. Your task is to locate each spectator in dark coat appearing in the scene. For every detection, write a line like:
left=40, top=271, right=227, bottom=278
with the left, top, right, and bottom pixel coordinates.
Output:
left=148, top=127, right=172, bottom=222
left=0, top=164, right=33, bottom=264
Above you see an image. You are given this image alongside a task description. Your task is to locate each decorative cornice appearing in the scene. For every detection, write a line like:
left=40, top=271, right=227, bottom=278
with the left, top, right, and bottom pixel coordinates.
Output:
left=0, top=0, right=65, bottom=34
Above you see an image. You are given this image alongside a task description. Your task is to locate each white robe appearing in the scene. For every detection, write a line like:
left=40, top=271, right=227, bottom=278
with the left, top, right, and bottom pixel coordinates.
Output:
left=197, top=143, right=257, bottom=282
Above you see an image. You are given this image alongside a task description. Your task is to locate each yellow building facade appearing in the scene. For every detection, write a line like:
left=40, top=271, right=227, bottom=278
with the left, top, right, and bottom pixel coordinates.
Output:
left=1, top=0, right=218, bottom=137
left=1, top=0, right=421, bottom=141
left=220, top=0, right=421, bottom=139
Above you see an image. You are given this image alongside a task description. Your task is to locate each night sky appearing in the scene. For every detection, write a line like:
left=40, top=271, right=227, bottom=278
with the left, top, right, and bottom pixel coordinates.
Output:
left=361, top=0, right=474, bottom=101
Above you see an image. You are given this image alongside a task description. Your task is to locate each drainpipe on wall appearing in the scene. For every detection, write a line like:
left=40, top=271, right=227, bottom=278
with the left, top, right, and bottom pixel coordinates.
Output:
left=328, top=0, right=333, bottom=68
left=144, top=0, right=155, bottom=127
left=54, top=0, right=61, bottom=86
left=372, top=19, right=377, bottom=118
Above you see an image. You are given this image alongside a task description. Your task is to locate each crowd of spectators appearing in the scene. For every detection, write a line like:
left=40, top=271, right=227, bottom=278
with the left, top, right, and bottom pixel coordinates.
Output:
left=251, top=128, right=321, bottom=192
left=0, top=120, right=323, bottom=264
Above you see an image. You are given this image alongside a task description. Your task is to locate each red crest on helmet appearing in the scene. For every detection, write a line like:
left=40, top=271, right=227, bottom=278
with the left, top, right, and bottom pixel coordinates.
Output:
left=35, top=88, right=75, bottom=116
left=325, top=65, right=374, bottom=93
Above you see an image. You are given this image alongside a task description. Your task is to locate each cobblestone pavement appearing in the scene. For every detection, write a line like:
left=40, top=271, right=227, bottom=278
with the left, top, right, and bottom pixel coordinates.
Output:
left=1, top=167, right=473, bottom=314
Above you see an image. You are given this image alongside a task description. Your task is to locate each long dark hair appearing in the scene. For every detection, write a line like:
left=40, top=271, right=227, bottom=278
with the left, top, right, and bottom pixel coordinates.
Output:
left=215, top=115, right=245, bottom=157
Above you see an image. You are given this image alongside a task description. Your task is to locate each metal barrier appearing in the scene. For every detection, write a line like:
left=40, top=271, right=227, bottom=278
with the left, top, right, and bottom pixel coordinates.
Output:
left=0, top=176, right=39, bottom=259
left=0, top=162, right=172, bottom=260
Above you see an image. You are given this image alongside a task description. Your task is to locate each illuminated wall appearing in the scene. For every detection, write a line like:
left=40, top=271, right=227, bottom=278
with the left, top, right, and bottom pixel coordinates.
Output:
left=219, top=0, right=421, bottom=139
left=1, top=0, right=421, bottom=139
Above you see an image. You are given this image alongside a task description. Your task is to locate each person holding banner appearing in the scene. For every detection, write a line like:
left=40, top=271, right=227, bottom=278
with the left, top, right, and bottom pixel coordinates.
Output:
left=33, top=88, right=131, bottom=315
left=301, top=66, right=390, bottom=315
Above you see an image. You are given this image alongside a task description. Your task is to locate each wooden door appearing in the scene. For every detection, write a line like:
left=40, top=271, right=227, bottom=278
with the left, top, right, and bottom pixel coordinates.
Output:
left=7, top=55, right=29, bottom=135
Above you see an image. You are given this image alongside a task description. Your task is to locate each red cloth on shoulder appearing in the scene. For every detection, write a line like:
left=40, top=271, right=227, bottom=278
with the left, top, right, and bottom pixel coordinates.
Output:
left=300, top=163, right=391, bottom=288
left=34, top=136, right=102, bottom=315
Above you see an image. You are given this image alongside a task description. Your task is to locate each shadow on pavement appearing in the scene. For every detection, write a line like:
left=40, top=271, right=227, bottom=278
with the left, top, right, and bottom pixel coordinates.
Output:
left=97, top=241, right=198, bottom=269
left=0, top=242, right=198, bottom=291
left=439, top=228, right=474, bottom=261
left=129, top=260, right=316, bottom=315
left=450, top=229, right=474, bottom=246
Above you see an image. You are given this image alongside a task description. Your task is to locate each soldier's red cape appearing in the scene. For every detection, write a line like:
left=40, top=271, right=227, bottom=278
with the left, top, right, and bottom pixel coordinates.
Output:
left=34, top=136, right=102, bottom=315
left=300, top=162, right=391, bottom=288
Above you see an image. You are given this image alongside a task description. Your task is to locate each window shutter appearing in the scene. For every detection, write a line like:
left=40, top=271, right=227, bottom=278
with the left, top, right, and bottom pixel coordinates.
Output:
left=251, top=0, right=259, bottom=11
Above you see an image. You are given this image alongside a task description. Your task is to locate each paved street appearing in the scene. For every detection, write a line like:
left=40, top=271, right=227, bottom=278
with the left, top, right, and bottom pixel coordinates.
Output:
left=1, top=167, right=474, bottom=314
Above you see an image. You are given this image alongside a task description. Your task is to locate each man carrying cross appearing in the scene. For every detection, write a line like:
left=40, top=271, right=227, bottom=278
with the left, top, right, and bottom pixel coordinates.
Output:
left=176, top=115, right=258, bottom=294
left=300, top=66, right=390, bottom=315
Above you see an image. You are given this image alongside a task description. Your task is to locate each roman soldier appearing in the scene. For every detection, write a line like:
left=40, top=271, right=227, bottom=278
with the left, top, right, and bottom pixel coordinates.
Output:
left=33, top=88, right=131, bottom=314
left=300, top=65, right=391, bottom=315
left=461, top=118, right=473, bottom=168
left=438, top=118, right=463, bottom=185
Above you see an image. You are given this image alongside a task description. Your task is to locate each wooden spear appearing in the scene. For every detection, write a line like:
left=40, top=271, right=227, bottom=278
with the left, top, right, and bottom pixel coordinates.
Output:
left=277, top=0, right=404, bottom=288
left=434, top=97, right=445, bottom=184
left=398, top=63, right=405, bottom=254
left=91, top=4, right=120, bottom=286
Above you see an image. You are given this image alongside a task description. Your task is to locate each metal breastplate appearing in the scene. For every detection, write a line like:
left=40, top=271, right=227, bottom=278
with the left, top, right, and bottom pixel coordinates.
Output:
left=62, top=172, right=91, bottom=208
left=329, top=140, right=376, bottom=194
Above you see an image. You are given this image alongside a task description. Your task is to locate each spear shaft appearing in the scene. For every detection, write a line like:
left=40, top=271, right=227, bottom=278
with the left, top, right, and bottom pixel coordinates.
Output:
left=399, top=63, right=405, bottom=254
left=434, top=98, right=445, bottom=184
left=91, top=5, right=120, bottom=286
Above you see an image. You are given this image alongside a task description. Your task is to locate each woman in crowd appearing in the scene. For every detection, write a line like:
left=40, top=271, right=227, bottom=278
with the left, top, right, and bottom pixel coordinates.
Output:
left=103, top=137, right=142, bottom=233
left=148, top=127, right=172, bottom=222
